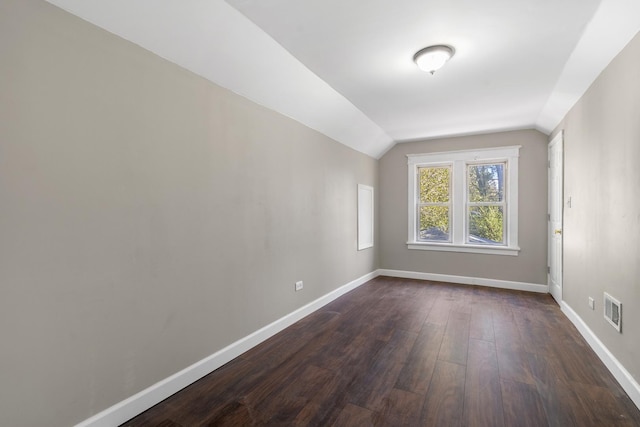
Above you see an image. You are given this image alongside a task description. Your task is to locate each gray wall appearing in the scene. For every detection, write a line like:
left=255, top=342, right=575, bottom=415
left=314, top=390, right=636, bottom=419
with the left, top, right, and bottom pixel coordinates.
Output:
left=0, top=1, right=378, bottom=426
left=554, top=31, right=640, bottom=383
left=379, top=130, right=548, bottom=285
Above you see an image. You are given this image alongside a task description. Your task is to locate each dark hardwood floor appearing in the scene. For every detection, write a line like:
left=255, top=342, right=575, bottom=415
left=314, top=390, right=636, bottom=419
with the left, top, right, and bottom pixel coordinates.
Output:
left=123, top=276, right=640, bottom=426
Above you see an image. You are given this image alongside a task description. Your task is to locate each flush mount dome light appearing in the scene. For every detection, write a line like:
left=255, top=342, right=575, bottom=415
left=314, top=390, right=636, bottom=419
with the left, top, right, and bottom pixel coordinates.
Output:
left=413, top=45, right=455, bottom=75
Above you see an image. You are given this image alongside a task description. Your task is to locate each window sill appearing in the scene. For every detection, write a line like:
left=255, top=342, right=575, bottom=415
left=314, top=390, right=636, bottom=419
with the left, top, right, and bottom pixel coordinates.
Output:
left=407, top=242, right=520, bottom=256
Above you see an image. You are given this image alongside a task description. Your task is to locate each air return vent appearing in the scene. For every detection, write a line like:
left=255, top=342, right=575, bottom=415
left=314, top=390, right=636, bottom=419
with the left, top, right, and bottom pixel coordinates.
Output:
left=604, top=292, right=622, bottom=332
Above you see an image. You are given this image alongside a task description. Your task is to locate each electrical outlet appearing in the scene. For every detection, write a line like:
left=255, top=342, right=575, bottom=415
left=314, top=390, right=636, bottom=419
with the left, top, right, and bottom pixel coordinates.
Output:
left=295, top=281, right=303, bottom=291
left=588, top=297, right=595, bottom=310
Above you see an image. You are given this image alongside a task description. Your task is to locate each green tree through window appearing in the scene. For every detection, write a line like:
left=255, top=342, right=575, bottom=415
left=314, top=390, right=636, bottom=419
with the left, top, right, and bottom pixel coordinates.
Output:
left=418, top=166, right=450, bottom=241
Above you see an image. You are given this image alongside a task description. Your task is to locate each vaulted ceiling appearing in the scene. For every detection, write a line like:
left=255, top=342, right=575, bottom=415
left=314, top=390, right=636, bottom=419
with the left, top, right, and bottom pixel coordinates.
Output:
left=45, top=0, right=640, bottom=158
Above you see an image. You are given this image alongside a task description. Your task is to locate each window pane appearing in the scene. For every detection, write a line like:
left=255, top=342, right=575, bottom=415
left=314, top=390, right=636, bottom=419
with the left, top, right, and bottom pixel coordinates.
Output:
left=419, top=166, right=450, bottom=203
left=468, top=164, right=504, bottom=203
left=468, top=206, right=504, bottom=244
left=419, top=206, right=449, bottom=241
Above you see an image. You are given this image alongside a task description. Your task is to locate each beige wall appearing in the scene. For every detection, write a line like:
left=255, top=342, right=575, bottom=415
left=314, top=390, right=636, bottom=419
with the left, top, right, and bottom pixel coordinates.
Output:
left=554, top=31, right=640, bottom=383
left=0, top=1, right=378, bottom=426
left=379, top=130, right=548, bottom=285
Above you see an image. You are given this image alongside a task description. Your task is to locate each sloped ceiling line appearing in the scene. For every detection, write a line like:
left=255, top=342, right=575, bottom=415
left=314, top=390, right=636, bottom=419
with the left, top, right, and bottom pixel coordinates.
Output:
left=45, top=0, right=640, bottom=158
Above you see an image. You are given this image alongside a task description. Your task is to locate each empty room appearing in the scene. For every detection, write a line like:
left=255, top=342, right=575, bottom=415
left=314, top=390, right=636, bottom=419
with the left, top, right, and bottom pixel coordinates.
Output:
left=2, top=0, right=640, bottom=426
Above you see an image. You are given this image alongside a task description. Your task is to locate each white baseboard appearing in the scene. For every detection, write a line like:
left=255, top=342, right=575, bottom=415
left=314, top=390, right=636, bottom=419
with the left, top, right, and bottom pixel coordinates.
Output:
left=74, top=269, right=557, bottom=426
left=378, top=269, right=548, bottom=293
left=75, top=270, right=378, bottom=427
left=561, top=301, right=640, bottom=410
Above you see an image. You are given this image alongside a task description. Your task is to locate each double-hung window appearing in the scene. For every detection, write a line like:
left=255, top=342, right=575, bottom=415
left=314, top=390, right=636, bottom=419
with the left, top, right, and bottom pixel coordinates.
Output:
left=407, top=146, right=520, bottom=255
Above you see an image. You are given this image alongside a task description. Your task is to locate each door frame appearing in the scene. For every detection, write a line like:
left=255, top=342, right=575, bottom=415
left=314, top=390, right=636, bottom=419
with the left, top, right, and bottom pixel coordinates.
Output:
left=548, top=131, right=564, bottom=303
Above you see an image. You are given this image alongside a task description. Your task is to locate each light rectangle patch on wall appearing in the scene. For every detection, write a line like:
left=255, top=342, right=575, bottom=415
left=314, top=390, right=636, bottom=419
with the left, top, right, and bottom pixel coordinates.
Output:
left=357, top=184, right=374, bottom=250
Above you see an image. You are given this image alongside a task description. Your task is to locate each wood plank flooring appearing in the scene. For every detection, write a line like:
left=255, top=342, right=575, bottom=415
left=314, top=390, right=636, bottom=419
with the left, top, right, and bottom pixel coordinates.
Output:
left=122, top=276, right=640, bottom=426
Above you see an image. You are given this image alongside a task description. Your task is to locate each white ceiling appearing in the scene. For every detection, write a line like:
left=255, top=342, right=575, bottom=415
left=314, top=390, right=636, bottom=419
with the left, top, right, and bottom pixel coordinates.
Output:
left=45, top=0, right=640, bottom=158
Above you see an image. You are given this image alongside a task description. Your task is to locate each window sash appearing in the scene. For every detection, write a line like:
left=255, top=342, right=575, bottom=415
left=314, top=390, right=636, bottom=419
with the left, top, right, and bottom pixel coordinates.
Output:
left=417, top=205, right=451, bottom=243
left=466, top=205, right=506, bottom=245
left=416, top=165, right=452, bottom=243
left=465, top=162, right=507, bottom=246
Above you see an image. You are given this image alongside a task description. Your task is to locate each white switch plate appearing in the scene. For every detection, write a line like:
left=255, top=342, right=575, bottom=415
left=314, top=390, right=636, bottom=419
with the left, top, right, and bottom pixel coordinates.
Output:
left=588, top=297, right=595, bottom=310
left=295, top=281, right=303, bottom=291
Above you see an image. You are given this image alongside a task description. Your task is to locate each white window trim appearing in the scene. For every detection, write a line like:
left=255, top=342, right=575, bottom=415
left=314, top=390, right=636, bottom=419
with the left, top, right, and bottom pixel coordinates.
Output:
left=407, top=146, right=521, bottom=256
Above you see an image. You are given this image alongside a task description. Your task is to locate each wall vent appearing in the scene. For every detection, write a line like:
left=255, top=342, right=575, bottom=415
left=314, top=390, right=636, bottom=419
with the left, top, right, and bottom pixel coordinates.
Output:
left=604, top=292, right=622, bottom=332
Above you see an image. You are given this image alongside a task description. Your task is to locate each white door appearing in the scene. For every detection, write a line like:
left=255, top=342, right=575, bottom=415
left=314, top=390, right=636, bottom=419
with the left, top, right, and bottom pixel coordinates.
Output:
left=548, top=131, right=563, bottom=303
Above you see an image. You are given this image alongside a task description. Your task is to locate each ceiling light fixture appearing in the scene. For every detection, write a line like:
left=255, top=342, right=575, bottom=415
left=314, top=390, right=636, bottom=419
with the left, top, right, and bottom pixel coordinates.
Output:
left=413, top=45, right=455, bottom=75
